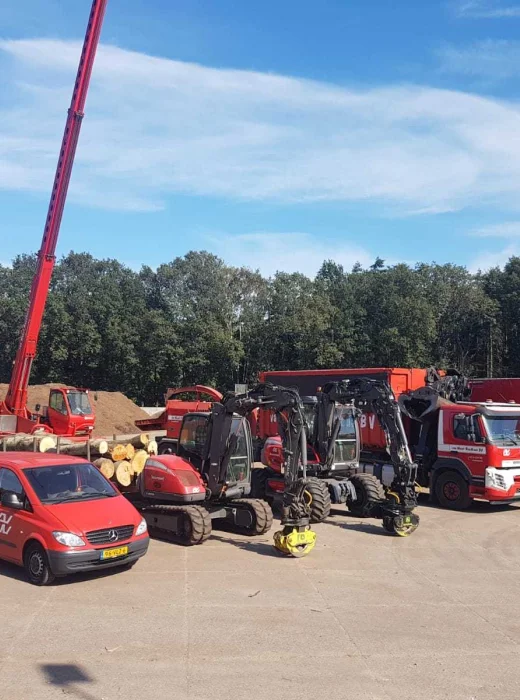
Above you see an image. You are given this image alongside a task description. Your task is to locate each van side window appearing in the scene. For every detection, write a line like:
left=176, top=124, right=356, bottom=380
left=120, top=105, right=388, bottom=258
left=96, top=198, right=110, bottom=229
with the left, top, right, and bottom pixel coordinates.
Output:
left=0, top=468, right=24, bottom=496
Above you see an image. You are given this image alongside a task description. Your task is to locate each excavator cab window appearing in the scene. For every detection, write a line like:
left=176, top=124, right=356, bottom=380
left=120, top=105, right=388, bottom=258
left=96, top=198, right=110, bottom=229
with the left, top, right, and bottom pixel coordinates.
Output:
left=334, top=406, right=359, bottom=465
left=225, top=417, right=252, bottom=484
left=179, top=415, right=209, bottom=456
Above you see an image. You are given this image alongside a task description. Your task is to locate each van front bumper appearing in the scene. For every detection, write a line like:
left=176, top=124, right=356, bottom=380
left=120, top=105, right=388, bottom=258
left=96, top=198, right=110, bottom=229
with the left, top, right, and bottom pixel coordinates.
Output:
left=47, top=537, right=149, bottom=576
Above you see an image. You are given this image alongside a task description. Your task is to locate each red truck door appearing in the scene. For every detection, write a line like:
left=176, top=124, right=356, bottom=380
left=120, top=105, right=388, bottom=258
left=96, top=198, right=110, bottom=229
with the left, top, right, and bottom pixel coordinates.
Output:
left=439, top=409, right=487, bottom=490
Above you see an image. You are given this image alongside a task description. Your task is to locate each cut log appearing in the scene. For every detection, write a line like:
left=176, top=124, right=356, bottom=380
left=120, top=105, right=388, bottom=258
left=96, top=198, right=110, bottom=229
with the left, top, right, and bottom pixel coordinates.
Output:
left=129, top=433, right=149, bottom=448
left=93, top=458, right=115, bottom=480
left=147, top=439, right=158, bottom=455
left=59, top=440, right=108, bottom=457
left=114, top=460, right=133, bottom=487
left=1, top=434, right=56, bottom=453
left=110, top=443, right=127, bottom=462
left=125, top=444, right=135, bottom=461
left=131, top=449, right=148, bottom=476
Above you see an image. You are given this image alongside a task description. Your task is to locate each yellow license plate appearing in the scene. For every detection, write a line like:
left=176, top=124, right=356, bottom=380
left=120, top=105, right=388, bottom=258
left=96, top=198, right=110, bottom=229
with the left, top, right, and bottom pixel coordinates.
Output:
left=100, top=546, right=128, bottom=560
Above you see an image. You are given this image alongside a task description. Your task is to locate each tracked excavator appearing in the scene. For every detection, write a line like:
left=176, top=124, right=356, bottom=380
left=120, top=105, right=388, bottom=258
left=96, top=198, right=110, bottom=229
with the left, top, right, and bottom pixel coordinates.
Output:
left=129, top=383, right=316, bottom=556
left=258, top=377, right=420, bottom=536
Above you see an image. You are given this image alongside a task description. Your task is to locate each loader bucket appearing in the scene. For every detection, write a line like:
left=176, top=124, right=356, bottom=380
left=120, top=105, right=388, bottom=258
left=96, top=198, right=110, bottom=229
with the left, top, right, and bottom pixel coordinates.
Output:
left=398, top=387, right=454, bottom=422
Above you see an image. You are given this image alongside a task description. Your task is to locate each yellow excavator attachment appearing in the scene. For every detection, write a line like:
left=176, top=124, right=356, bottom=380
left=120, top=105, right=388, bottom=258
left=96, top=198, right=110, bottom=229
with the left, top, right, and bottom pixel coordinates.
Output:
left=273, top=526, right=317, bottom=558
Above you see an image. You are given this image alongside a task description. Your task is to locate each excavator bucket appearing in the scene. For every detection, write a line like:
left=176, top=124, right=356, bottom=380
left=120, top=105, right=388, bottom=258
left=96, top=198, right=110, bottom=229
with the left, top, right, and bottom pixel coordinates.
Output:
left=398, top=387, right=453, bottom=422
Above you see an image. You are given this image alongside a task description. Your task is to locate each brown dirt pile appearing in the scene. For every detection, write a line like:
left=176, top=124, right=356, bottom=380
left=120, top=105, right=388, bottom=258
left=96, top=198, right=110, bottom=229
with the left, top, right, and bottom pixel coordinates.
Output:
left=0, top=383, right=150, bottom=438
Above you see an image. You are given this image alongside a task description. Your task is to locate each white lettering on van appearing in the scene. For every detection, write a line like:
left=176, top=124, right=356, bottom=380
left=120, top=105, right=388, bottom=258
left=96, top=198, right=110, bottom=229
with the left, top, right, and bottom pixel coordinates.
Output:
left=0, top=512, right=13, bottom=536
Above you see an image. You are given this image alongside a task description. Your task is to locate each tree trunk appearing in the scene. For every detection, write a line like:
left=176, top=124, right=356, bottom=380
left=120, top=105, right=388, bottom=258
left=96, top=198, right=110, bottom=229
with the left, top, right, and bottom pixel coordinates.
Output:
left=131, top=449, right=148, bottom=476
left=59, top=440, right=108, bottom=457
left=114, top=460, right=133, bottom=487
left=125, top=444, right=135, bottom=461
left=129, top=433, right=150, bottom=448
left=109, top=443, right=128, bottom=462
left=93, top=458, right=115, bottom=480
left=147, top=439, right=158, bottom=455
left=1, top=434, right=56, bottom=453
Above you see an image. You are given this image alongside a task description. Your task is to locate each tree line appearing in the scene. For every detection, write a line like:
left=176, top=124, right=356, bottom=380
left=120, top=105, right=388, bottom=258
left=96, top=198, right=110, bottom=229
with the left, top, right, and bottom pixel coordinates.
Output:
left=1, top=251, right=518, bottom=405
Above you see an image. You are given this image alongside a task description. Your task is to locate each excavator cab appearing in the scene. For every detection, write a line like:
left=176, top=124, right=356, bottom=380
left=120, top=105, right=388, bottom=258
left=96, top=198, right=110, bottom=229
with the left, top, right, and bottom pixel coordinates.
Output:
left=177, top=412, right=253, bottom=488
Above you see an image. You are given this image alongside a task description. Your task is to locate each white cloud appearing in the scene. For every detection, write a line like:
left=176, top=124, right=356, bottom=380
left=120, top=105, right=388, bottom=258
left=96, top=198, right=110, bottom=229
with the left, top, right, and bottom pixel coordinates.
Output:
left=206, top=232, right=373, bottom=278
left=469, top=244, right=520, bottom=272
left=454, top=1, right=520, bottom=17
left=3, top=39, right=520, bottom=216
left=470, top=222, right=520, bottom=237
left=437, top=40, right=520, bottom=79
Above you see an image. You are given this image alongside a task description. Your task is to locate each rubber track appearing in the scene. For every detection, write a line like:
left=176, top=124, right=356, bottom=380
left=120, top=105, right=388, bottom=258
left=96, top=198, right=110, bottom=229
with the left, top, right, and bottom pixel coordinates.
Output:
left=304, top=477, right=332, bottom=523
left=348, top=473, right=385, bottom=517
left=230, top=498, right=273, bottom=535
left=142, top=504, right=212, bottom=545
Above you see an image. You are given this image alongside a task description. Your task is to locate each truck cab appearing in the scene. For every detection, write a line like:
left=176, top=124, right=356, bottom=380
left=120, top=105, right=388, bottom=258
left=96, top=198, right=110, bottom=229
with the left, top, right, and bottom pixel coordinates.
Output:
left=430, top=402, right=520, bottom=507
left=37, top=388, right=95, bottom=437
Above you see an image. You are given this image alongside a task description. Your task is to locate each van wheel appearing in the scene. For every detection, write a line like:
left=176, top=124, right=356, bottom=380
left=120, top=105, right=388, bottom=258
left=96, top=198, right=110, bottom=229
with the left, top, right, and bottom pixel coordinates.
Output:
left=435, top=471, right=472, bottom=510
left=24, top=543, right=55, bottom=586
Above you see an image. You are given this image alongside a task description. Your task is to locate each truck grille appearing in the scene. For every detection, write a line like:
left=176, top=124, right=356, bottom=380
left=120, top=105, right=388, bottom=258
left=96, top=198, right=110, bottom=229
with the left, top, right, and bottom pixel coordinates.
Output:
left=86, top=525, right=134, bottom=545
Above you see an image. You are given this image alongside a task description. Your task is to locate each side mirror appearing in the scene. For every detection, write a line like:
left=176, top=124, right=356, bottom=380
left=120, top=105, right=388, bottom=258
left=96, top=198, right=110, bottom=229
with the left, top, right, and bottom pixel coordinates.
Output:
left=1, top=491, right=24, bottom=510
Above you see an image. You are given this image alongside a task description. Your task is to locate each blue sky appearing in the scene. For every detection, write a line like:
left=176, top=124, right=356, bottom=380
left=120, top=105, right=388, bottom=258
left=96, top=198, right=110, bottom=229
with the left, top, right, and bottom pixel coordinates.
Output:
left=2, top=0, right=520, bottom=276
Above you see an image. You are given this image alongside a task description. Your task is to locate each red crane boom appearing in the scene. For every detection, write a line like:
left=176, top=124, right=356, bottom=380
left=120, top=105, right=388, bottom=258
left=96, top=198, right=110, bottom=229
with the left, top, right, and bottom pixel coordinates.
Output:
left=2, top=0, right=107, bottom=426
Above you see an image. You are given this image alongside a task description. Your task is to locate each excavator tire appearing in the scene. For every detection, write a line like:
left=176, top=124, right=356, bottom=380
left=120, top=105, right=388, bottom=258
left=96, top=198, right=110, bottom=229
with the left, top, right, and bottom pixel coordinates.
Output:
left=143, top=504, right=212, bottom=546
left=303, top=478, right=331, bottom=523
left=231, top=498, right=274, bottom=535
left=347, top=473, right=385, bottom=518
left=250, top=467, right=269, bottom=500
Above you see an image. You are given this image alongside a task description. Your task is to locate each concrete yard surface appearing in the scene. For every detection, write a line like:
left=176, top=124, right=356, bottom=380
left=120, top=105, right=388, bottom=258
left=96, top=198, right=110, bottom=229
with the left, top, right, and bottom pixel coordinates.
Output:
left=1, top=499, right=520, bottom=699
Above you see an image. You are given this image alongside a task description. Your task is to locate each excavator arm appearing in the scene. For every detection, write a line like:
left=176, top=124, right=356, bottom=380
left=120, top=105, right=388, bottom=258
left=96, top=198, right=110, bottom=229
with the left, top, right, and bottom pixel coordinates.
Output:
left=202, top=383, right=316, bottom=557
left=318, top=378, right=420, bottom=536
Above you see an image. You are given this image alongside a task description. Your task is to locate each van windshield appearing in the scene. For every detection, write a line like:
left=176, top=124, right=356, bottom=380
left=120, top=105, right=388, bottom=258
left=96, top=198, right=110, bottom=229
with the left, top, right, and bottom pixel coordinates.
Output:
left=25, top=463, right=117, bottom=504
left=484, top=416, right=520, bottom=445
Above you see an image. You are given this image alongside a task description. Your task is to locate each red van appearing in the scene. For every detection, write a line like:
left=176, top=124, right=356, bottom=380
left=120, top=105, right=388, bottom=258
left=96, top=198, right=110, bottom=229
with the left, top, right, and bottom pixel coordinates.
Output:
left=0, top=453, right=149, bottom=585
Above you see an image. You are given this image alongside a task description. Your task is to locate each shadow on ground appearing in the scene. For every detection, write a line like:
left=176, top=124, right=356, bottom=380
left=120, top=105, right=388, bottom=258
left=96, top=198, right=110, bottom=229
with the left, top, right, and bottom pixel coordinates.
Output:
left=39, top=664, right=99, bottom=700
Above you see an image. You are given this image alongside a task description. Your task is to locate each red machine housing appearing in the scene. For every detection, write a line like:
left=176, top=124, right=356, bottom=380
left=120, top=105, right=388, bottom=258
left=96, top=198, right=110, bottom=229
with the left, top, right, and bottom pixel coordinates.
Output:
left=469, top=378, right=520, bottom=404
left=139, top=455, right=207, bottom=503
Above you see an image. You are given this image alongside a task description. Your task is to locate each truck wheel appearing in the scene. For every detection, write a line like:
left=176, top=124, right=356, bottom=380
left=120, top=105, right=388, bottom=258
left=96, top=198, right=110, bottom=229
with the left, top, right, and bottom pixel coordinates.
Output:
left=24, top=543, right=55, bottom=586
left=232, top=499, right=274, bottom=535
left=304, top=478, right=331, bottom=523
left=435, top=471, right=472, bottom=510
left=347, top=473, right=385, bottom=517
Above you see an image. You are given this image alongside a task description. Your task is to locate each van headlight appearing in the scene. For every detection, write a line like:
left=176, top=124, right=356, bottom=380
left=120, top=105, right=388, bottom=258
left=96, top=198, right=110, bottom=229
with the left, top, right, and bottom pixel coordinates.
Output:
left=53, top=531, right=86, bottom=547
left=135, top=518, right=147, bottom=536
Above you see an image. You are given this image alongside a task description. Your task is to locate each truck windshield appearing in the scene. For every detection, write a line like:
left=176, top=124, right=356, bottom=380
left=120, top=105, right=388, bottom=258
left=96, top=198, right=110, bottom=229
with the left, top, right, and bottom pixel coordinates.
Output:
left=484, top=416, right=520, bottom=445
left=67, top=391, right=93, bottom=416
left=25, top=463, right=117, bottom=504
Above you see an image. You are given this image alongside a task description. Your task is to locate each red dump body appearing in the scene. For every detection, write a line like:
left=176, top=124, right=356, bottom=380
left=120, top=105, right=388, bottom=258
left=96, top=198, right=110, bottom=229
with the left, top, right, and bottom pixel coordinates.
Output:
left=469, top=378, right=520, bottom=404
left=257, top=368, right=430, bottom=448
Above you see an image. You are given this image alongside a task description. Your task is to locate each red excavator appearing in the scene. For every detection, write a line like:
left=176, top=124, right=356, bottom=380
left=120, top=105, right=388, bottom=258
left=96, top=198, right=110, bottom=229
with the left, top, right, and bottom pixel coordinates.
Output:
left=0, top=0, right=106, bottom=438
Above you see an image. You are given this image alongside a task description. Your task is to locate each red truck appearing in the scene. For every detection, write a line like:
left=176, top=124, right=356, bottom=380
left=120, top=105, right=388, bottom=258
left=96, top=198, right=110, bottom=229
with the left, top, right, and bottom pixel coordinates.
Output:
left=257, top=368, right=520, bottom=509
left=0, top=453, right=149, bottom=585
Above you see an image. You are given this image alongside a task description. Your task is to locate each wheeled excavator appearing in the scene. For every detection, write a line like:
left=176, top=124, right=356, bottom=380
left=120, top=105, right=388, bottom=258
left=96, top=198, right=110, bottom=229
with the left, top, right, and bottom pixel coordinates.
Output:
left=128, top=383, right=317, bottom=557
left=257, top=377, right=420, bottom=536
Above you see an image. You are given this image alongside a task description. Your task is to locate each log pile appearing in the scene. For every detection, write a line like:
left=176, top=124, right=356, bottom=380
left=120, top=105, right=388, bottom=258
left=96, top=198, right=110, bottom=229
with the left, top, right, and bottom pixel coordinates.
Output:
left=1, top=431, right=158, bottom=489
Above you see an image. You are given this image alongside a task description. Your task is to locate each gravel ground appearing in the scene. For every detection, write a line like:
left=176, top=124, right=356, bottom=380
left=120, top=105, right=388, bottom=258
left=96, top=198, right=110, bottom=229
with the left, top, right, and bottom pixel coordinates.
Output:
left=1, top=498, right=520, bottom=700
